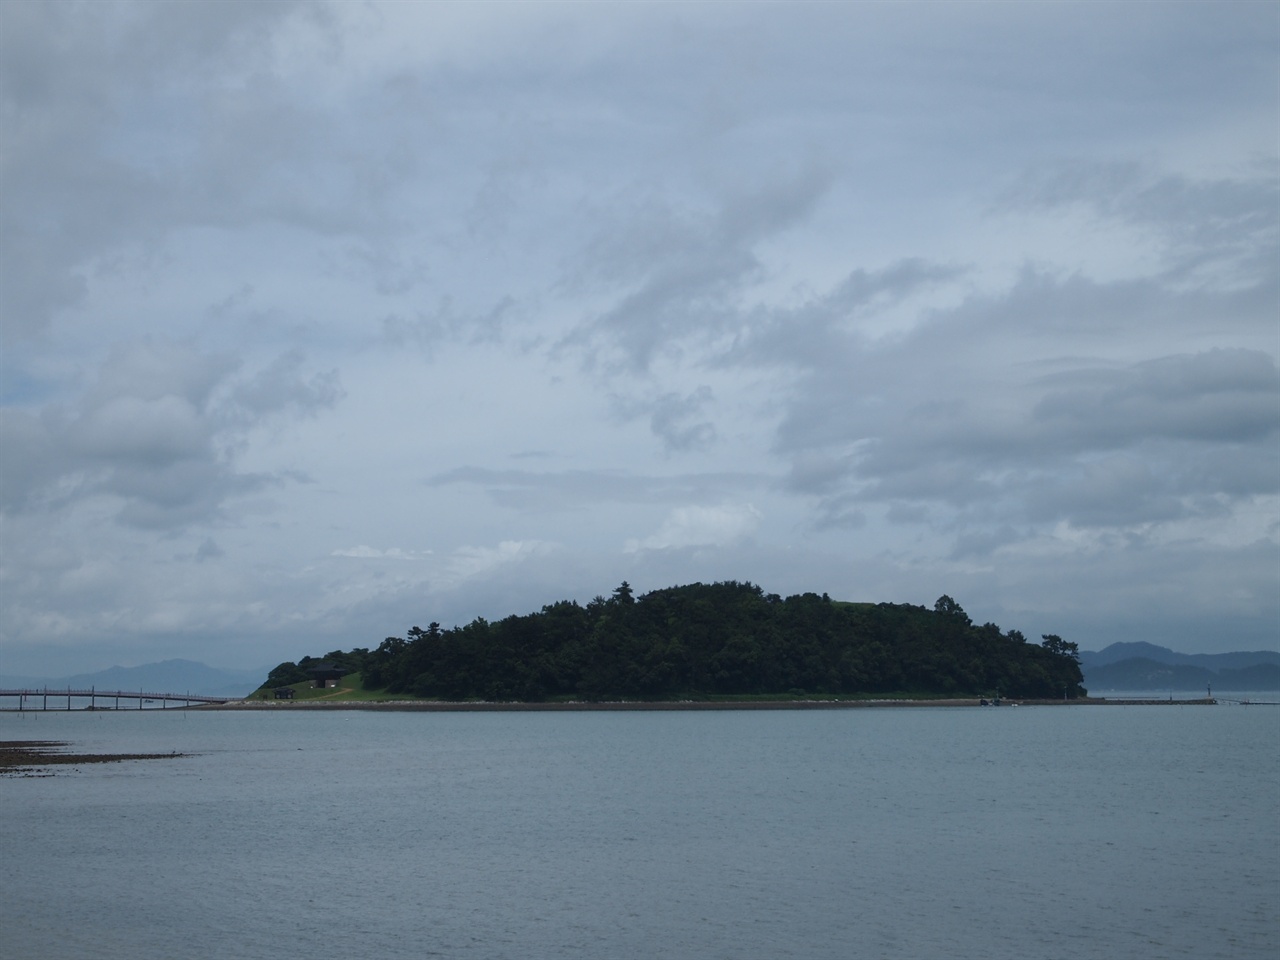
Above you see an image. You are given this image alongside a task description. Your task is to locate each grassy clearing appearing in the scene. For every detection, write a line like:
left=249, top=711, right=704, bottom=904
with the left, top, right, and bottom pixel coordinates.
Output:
left=249, top=673, right=417, bottom=702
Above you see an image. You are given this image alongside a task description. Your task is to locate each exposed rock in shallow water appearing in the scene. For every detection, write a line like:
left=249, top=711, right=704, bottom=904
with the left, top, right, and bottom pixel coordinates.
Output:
left=0, top=740, right=185, bottom=776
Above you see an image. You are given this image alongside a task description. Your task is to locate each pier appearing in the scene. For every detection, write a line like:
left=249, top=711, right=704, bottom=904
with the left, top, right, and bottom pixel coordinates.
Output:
left=0, top=688, right=232, bottom=710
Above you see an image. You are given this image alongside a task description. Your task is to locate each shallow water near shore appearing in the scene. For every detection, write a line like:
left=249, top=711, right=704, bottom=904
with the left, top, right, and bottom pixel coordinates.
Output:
left=2, top=705, right=1276, bottom=959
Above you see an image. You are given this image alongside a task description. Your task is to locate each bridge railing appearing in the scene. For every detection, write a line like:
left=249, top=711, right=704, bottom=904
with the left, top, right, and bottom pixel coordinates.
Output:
left=0, top=688, right=231, bottom=705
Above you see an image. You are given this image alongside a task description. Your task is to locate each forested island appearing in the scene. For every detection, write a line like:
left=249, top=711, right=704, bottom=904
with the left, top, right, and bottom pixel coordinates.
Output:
left=261, top=581, right=1086, bottom=702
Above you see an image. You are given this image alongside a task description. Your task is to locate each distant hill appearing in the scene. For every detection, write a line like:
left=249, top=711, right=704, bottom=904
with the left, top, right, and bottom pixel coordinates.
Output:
left=1081, top=642, right=1280, bottom=672
left=1080, top=643, right=1280, bottom=691
left=0, top=659, right=263, bottom=699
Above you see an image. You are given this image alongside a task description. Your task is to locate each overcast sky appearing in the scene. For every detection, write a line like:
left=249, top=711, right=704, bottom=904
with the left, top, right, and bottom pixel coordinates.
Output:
left=2, top=1, right=1277, bottom=676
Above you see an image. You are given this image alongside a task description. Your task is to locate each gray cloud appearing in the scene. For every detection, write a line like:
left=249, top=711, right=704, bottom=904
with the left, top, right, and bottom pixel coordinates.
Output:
left=2, top=2, right=1275, bottom=674
left=1032, top=349, right=1279, bottom=448
left=1000, top=159, right=1280, bottom=284
left=1, top=340, right=340, bottom=529
left=195, top=537, right=225, bottom=562
left=563, top=168, right=833, bottom=371
left=608, top=386, right=719, bottom=454
left=382, top=296, right=519, bottom=353
left=648, top=388, right=718, bottom=454
left=0, top=1, right=392, bottom=343
left=738, top=245, right=1277, bottom=540
left=226, top=350, right=344, bottom=423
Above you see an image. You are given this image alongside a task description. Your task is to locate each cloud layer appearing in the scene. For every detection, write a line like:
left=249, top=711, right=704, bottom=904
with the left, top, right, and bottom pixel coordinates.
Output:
left=2, top=1, right=1276, bottom=675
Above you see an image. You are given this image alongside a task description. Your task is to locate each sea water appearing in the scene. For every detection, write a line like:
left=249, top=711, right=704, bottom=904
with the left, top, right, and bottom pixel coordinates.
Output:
left=1, top=705, right=1276, bottom=960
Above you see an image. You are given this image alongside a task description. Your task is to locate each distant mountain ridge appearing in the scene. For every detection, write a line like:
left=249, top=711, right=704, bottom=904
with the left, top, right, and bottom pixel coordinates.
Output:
left=1081, top=641, right=1280, bottom=671
left=0, top=659, right=264, bottom=699
left=1080, top=643, right=1280, bottom=691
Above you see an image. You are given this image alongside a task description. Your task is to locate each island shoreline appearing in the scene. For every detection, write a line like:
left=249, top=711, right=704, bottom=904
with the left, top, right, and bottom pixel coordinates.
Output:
left=194, top=696, right=1216, bottom=712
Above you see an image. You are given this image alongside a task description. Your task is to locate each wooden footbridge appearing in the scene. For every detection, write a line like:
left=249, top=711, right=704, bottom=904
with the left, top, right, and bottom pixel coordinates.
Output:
left=0, top=688, right=233, bottom=710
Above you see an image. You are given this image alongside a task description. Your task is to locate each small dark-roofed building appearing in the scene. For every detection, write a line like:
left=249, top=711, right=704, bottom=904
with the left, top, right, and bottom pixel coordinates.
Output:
left=307, top=662, right=346, bottom=689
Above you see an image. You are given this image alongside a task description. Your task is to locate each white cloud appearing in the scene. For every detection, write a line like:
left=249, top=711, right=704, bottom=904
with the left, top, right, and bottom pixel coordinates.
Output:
left=444, top=539, right=558, bottom=585
left=626, top=504, right=762, bottom=553
left=331, top=546, right=429, bottom=560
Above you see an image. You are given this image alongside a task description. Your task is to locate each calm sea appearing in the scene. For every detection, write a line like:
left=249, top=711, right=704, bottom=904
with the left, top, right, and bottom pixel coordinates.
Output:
left=1, top=705, right=1276, bottom=960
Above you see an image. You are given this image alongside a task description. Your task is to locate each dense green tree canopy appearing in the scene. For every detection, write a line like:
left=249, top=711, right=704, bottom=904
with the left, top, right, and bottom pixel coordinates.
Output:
left=269, top=582, right=1087, bottom=701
